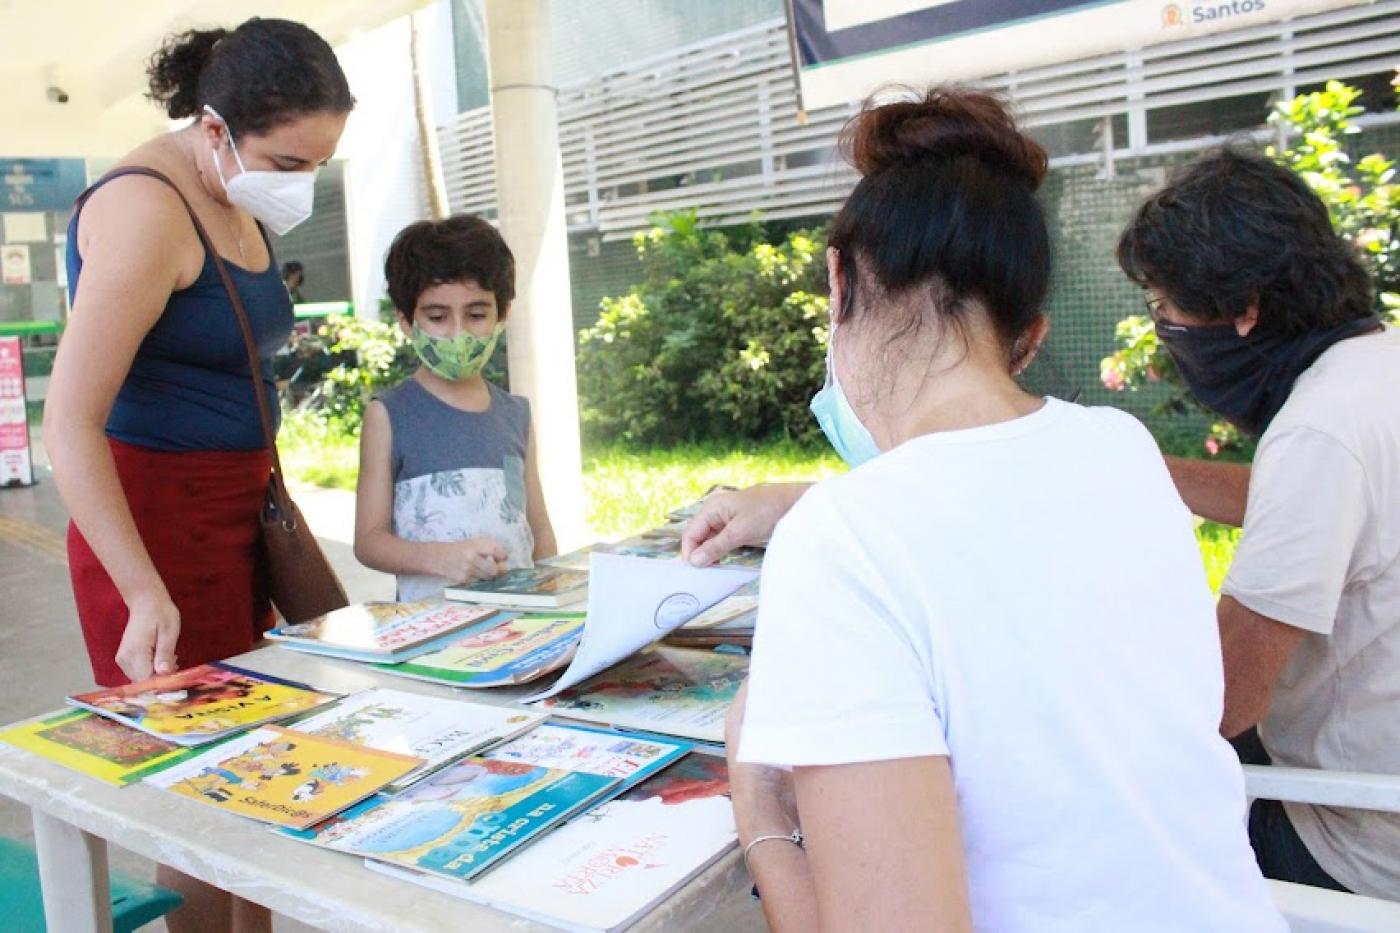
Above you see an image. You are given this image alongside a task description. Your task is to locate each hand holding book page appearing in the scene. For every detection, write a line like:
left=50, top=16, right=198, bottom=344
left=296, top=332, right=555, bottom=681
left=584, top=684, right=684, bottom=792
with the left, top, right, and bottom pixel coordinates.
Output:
left=523, top=553, right=757, bottom=703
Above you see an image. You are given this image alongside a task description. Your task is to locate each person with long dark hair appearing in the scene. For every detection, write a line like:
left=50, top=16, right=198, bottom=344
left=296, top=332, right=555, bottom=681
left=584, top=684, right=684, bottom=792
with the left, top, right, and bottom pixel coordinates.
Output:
left=44, top=19, right=353, bottom=932
left=1120, top=148, right=1398, bottom=900
left=720, top=89, right=1284, bottom=930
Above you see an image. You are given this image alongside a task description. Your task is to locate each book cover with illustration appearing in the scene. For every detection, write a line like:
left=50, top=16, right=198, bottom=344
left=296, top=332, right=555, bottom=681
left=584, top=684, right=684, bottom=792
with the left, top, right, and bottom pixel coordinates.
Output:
left=303, top=756, right=617, bottom=880
left=535, top=647, right=748, bottom=743
left=68, top=663, right=340, bottom=746
left=484, top=722, right=690, bottom=793
left=290, top=688, right=546, bottom=793
left=266, top=601, right=504, bottom=662
left=368, top=752, right=736, bottom=932
left=445, top=565, right=589, bottom=609
left=146, top=725, right=422, bottom=829
left=603, top=534, right=763, bottom=569
left=0, top=709, right=204, bottom=786
left=377, top=614, right=585, bottom=688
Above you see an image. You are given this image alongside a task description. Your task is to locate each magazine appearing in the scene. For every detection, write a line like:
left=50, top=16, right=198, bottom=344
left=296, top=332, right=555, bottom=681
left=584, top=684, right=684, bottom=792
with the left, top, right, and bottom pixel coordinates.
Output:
left=535, top=647, right=748, bottom=744
left=0, top=709, right=204, bottom=786
left=265, top=601, right=504, bottom=662
left=445, top=566, right=589, bottom=609
left=377, top=614, right=585, bottom=688
left=145, top=725, right=422, bottom=829
left=68, top=663, right=340, bottom=746
left=367, top=752, right=736, bottom=932
left=289, top=689, right=546, bottom=793
left=298, top=756, right=618, bottom=880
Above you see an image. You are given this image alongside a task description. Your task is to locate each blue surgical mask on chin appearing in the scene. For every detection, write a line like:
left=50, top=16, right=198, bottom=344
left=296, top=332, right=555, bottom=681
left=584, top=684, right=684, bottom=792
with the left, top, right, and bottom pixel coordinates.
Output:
left=810, top=322, right=881, bottom=468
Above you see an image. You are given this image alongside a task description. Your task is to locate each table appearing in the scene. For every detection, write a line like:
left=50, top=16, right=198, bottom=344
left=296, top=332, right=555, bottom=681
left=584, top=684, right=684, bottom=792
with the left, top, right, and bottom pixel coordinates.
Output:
left=0, top=646, right=764, bottom=933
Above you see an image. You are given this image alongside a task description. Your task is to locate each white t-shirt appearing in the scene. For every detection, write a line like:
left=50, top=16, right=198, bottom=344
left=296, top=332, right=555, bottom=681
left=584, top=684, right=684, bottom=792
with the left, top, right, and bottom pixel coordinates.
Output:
left=1222, top=327, right=1400, bottom=898
left=740, top=399, right=1283, bottom=932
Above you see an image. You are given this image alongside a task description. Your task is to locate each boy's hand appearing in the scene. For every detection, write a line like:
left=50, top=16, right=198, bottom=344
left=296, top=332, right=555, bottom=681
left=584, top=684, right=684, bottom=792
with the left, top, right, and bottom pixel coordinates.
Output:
left=440, top=537, right=509, bottom=585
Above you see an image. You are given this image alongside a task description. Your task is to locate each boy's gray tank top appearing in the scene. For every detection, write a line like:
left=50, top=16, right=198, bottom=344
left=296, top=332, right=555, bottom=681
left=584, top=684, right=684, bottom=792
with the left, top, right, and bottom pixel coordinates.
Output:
left=378, top=378, right=534, bottom=600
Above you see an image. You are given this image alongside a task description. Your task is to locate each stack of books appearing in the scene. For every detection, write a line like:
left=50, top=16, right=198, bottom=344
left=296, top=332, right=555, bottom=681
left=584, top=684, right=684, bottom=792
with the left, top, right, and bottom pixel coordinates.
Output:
left=0, top=488, right=783, bottom=928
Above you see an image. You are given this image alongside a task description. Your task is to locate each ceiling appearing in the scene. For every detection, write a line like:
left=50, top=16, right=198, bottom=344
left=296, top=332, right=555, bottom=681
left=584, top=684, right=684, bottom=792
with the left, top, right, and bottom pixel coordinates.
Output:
left=0, top=0, right=432, bottom=157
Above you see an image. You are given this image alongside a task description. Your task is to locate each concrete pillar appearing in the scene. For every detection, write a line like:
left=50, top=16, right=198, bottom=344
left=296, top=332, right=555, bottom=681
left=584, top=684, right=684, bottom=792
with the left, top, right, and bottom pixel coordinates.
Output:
left=484, top=0, right=587, bottom=549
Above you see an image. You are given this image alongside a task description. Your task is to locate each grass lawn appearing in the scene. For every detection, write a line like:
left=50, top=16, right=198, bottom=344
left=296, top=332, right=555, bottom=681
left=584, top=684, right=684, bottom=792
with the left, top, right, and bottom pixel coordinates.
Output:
left=279, top=412, right=1239, bottom=591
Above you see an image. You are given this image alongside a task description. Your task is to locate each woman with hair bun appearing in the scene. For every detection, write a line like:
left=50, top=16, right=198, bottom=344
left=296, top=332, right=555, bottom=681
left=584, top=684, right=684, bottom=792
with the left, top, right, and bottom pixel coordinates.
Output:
left=43, top=18, right=352, bottom=932
left=719, top=88, right=1284, bottom=930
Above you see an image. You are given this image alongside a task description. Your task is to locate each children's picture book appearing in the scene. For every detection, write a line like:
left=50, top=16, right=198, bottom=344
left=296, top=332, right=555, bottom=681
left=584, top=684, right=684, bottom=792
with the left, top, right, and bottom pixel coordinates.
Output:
left=539, top=544, right=605, bottom=573
left=524, top=555, right=756, bottom=704
left=0, top=709, right=204, bottom=786
left=661, top=629, right=753, bottom=649
left=290, top=688, right=546, bottom=793
left=376, top=614, right=585, bottom=688
left=535, top=647, right=748, bottom=744
left=265, top=601, right=505, bottom=662
left=367, top=752, right=736, bottom=932
left=599, top=535, right=683, bottom=562
left=445, top=565, right=589, bottom=609
left=68, top=663, right=340, bottom=746
left=664, top=485, right=739, bottom=523
left=484, top=722, right=690, bottom=793
left=146, top=725, right=422, bottom=829
left=298, top=756, right=618, bottom=881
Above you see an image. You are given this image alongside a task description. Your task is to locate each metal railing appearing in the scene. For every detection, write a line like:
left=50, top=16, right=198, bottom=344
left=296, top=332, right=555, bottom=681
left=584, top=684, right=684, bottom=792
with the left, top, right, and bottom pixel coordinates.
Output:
left=436, top=3, right=1400, bottom=239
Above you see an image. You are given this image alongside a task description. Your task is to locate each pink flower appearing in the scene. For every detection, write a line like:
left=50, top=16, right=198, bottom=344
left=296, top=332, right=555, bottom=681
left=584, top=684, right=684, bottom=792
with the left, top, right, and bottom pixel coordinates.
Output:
left=1101, top=369, right=1125, bottom=391
left=1204, top=437, right=1221, bottom=456
left=1146, top=366, right=1160, bottom=382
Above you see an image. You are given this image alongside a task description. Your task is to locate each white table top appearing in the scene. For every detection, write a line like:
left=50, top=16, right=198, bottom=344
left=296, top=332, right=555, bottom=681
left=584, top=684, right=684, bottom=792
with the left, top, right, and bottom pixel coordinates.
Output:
left=0, top=646, right=763, bottom=933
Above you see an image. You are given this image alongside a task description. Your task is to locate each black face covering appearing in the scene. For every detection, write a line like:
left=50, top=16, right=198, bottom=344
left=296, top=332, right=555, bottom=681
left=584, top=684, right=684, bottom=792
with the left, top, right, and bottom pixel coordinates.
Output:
left=1155, top=314, right=1383, bottom=436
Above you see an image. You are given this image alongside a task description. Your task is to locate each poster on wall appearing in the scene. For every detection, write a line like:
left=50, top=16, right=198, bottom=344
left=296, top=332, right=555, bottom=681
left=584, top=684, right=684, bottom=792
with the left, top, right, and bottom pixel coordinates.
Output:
left=0, top=337, right=34, bottom=487
left=787, top=0, right=1377, bottom=109
left=3, top=212, right=47, bottom=243
left=1, top=244, right=31, bottom=285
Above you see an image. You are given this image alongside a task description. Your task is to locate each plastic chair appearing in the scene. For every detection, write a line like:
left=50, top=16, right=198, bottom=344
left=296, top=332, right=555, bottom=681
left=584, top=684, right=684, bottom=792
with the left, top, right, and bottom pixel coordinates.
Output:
left=0, top=835, right=183, bottom=933
left=1244, top=765, right=1400, bottom=931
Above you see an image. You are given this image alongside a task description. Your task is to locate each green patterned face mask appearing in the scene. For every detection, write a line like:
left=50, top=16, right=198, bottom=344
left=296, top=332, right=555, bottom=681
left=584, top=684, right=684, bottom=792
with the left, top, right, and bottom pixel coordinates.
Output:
left=410, top=322, right=504, bottom=381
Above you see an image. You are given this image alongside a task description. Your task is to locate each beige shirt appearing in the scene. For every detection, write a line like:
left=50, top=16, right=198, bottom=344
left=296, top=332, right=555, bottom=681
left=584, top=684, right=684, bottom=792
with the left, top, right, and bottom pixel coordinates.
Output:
left=1222, top=327, right=1400, bottom=898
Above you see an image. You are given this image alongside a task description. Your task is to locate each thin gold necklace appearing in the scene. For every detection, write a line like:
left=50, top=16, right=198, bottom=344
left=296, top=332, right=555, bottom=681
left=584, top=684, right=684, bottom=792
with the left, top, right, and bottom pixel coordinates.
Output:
left=192, top=135, right=247, bottom=263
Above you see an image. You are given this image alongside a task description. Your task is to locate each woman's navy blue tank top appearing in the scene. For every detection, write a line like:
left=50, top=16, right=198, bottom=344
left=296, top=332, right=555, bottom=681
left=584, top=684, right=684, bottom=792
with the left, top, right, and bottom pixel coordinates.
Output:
left=65, top=174, right=293, bottom=451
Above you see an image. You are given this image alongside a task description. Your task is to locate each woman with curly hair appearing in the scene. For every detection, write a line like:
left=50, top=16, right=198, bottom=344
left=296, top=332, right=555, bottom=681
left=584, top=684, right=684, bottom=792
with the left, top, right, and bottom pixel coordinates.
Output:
left=44, top=18, right=353, bottom=932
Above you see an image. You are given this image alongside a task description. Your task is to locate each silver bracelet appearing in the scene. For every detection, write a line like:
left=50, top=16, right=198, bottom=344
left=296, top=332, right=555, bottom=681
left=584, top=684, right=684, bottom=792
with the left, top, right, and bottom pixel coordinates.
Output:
left=742, top=828, right=804, bottom=874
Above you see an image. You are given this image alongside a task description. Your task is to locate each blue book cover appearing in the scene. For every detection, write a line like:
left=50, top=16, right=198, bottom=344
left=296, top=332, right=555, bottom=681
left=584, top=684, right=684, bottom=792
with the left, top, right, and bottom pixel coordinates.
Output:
left=300, top=757, right=618, bottom=880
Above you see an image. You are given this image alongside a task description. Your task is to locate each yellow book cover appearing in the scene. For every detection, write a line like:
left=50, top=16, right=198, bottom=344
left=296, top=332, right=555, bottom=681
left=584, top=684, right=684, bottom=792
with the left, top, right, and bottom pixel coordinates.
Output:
left=68, top=663, right=340, bottom=745
left=147, top=725, right=424, bottom=829
left=0, top=709, right=198, bottom=786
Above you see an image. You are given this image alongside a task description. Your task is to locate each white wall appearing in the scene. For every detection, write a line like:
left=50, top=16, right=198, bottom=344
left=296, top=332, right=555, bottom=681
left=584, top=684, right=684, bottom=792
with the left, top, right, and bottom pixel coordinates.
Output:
left=337, top=0, right=458, bottom=319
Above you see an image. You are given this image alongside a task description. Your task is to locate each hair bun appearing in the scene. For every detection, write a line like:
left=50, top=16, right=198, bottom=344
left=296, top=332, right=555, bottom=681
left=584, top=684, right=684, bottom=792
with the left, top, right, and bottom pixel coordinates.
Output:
left=146, top=27, right=230, bottom=119
left=844, top=87, right=1047, bottom=190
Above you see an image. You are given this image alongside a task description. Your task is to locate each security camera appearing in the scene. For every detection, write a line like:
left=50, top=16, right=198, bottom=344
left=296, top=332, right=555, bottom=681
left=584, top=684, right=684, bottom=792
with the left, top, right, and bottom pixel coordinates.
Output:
left=46, top=86, right=69, bottom=104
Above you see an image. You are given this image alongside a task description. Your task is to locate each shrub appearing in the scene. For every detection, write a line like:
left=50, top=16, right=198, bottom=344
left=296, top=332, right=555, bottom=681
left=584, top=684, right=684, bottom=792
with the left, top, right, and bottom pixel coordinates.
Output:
left=1100, top=80, right=1398, bottom=457
left=313, top=312, right=418, bottom=433
left=577, top=211, right=829, bottom=445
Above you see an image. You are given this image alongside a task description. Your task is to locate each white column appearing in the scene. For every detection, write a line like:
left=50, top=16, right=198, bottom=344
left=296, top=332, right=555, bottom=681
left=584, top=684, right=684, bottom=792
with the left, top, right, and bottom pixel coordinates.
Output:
left=484, top=0, right=587, bottom=549
left=337, top=2, right=458, bottom=319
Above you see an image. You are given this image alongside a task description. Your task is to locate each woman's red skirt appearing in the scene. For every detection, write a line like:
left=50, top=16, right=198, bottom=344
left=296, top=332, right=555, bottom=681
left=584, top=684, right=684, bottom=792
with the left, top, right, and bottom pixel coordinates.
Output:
left=67, top=438, right=275, bottom=687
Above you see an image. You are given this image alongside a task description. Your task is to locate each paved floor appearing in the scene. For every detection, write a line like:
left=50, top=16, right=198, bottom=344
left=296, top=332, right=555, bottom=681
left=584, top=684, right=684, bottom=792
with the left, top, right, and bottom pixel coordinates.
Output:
left=0, top=434, right=394, bottom=930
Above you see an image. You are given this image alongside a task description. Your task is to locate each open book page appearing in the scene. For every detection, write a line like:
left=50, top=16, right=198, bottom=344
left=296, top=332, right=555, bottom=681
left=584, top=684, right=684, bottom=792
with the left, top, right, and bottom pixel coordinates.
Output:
left=523, top=554, right=756, bottom=703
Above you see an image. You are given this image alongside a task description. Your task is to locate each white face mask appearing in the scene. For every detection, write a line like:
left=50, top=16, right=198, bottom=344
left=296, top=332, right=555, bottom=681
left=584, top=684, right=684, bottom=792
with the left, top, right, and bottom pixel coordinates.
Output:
left=204, top=106, right=316, bottom=236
